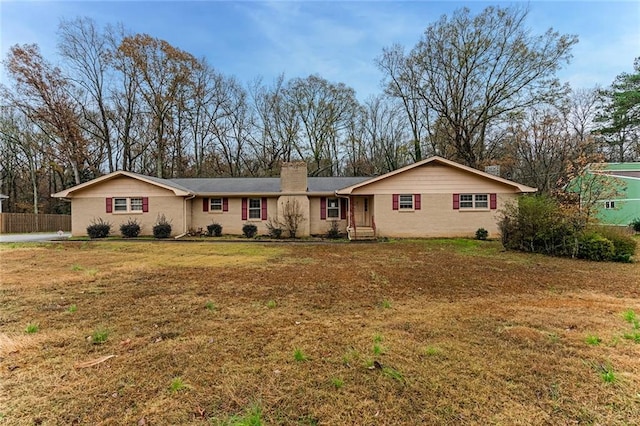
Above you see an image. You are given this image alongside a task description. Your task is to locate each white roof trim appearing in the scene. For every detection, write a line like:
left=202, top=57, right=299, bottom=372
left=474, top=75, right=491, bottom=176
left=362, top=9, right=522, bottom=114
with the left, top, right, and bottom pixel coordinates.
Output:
left=336, top=156, right=537, bottom=194
left=52, top=171, right=193, bottom=198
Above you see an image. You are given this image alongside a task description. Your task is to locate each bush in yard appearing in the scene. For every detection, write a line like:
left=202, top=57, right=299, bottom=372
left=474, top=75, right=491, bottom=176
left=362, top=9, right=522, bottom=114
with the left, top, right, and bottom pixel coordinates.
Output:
left=475, top=228, right=488, bottom=240
left=631, top=218, right=640, bottom=233
left=595, top=227, right=636, bottom=262
left=577, top=232, right=615, bottom=261
left=499, top=194, right=582, bottom=257
left=265, top=217, right=283, bottom=239
left=207, top=222, right=223, bottom=237
left=242, top=223, right=258, bottom=238
left=153, top=214, right=172, bottom=239
left=87, top=218, right=111, bottom=239
left=120, top=218, right=141, bottom=238
left=326, top=220, right=341, bottom=239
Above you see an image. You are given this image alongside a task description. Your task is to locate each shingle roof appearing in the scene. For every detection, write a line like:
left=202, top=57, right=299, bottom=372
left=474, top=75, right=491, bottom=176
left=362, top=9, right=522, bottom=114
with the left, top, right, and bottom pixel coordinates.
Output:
left=171, top=178, right=280, bottom=194
left=130, top=173, right=194, bottom=193
left=170, top=176, right=370, bottom=194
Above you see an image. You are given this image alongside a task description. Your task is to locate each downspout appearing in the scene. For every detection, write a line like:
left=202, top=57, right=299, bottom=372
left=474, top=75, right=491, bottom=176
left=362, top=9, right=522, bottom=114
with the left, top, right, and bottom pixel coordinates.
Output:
left=336, top=193, right=353, bottom=239
left=175, top=193, right=196, bottom=239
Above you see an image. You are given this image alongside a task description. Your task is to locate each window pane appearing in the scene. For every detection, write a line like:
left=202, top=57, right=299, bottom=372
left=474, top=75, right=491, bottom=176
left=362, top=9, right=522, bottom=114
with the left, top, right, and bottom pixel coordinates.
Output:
left=399, top=194, right=413, bottom=209
left=210, top=198, right=222, bottom=211
left=327, top=198, right=339, bottom=218
left=459, top=194, right=473, bottom=208
left=114, top=198, right=127, bottom=211
left=130, top=198, right=143, bottom=211
left=249, top=198, right=261, bottom=219
left=475, top=194, right=488, bottom=208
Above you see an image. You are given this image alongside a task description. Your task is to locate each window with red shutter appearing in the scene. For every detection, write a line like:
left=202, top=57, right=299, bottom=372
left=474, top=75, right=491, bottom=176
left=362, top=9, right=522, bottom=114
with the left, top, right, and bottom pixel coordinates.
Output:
left=242, top=198, right=248, bottom=220
left=453, top=194, right=460, bottom=210
left=223, top=198, right=229, bottom=212
left=203, top=198, right=209, bottom=212
left=320, top=197, right=327, bottom=220
left=490, top=193, right=497, bottom=209
left=142, top=197, right=149, bottom=213
left=106, top=197, right=113, bottom=213
left=261, top=197, right=267, bottom=220
left=392, top=194, right=399, bottom=210
left=340, top=198, right=347, bottom=220
left=414, top=194, right=421, bottom=210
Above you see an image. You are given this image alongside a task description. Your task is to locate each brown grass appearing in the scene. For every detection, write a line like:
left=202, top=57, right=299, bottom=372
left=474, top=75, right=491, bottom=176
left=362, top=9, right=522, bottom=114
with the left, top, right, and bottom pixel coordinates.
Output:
left=1, top=239, right=639, bottom=425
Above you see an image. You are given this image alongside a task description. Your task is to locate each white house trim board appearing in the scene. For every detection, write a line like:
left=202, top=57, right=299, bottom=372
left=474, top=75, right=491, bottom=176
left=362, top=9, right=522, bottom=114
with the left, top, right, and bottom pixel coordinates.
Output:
left=336, top=156, right=537, bottom=195
left=52, top=171, right=193, bottom=198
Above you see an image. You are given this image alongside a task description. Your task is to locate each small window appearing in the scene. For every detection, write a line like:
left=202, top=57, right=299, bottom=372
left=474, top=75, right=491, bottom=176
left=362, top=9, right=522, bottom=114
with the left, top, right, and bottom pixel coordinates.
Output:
left=210, top=198, right=223, bottom=211
left=248, top=198, right=261, bottom=219
left=114, top=198, right=128, bottom=212
left=327, top=198, right=340, bottom=218
left=459, top=194, right=474, bottom=209
left=460, top=194, right=489, bottom=209
left=399, top=194, right=414, bottom=210
left=475, top=194, right=488, bottom=209
left=605, top=201, right=616, bottom=209
left=130, top=198, right=143, bottom=211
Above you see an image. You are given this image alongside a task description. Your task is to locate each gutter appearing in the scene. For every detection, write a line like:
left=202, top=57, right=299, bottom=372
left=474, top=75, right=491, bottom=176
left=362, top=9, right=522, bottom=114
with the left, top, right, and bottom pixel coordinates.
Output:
left=183, top=194, right=196, bottom=235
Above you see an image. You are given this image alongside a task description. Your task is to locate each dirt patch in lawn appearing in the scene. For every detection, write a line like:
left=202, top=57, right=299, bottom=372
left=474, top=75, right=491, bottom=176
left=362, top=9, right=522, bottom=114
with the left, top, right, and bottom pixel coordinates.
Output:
left=1, top=239, right=639, bottom=425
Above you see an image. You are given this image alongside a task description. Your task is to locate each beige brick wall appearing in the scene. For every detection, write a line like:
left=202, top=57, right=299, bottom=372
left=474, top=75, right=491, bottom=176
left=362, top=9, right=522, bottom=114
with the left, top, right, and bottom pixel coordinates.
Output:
left=190, top=195, right=349, bottom=237
left=190, top=197, right=279, bottom=236
left=308, top=197, right=348, bottom=235
left=69, top=177, right=185, bottom=237
left=371, top=193, right=516, bottom=238
left=350, top=163, right=523, bottom=238
left=280, top=162, right=308, bottom=192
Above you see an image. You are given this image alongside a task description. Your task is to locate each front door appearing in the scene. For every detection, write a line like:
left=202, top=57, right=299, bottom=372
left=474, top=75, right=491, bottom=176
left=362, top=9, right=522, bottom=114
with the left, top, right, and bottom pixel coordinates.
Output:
left=352, top=196, right=372, bottom=227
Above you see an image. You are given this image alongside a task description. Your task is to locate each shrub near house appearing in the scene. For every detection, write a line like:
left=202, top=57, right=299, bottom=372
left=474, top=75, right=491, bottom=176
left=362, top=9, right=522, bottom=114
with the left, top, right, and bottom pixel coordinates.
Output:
left=500, top=194, right=636, bottom=262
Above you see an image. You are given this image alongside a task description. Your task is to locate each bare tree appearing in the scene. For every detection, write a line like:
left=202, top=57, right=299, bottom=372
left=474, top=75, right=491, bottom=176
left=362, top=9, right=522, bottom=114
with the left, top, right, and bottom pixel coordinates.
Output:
left=58, top=17, right=115, bottom=173
left=382, top=5, right=578, bottom=168
left=117, top=34, right=200, bottom=177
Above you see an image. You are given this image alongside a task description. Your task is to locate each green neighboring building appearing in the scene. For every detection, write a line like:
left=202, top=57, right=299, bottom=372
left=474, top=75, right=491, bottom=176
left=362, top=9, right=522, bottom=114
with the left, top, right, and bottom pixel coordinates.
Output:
left=583, top=163, right=640, bottom=226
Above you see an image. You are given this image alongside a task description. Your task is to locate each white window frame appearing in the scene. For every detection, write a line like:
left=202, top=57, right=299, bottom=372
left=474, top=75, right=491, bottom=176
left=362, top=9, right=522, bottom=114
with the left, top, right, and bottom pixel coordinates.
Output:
left=399, top=194, right=414, bottom=210
left=248, top=198, right=261, bottom=219
left=460, top=194, right=489, bottom=210
left=210, top=197, right=223, bottom=211
left=130, top=197, right=143, bottom=212
left=327, top=198, right=340, bottom=219
left=113, top=197, right=128, bottom=212
left=113, top=197, right=143, bottom=213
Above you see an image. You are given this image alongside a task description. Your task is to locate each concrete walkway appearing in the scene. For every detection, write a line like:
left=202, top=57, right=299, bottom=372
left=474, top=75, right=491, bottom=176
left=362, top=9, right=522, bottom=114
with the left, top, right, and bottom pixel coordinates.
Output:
left=0, top=232, right=71, bottom=243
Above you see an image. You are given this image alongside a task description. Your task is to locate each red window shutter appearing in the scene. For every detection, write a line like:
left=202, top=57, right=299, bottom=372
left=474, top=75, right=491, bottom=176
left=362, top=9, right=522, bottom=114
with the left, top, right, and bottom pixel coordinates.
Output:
left=106, top=197, right=112, bottom=213
left=223, top=198, right=229, bottom=212
left=142, top=197, right=149, bottom=213
left=414, top=194, right=421, bottom=210
left=261, top=197, right=268, bottom=220
left=453, top=194, right=460, bottom=210
left=203, top=198, right=209, bottom=212
left=320, top=197, right=327, bottom=220
left=392, top=194, right=399, bottom=210
left=340, top=198, right=347, bottom=220
left=242, top=198, right=248, bottom=220
left=490, top=193, right=497, bottom=210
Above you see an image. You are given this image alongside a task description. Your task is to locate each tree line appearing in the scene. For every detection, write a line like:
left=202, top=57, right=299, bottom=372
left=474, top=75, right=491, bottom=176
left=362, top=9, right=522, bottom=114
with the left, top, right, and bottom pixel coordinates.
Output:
left=1, top=5, right=638, bottom=214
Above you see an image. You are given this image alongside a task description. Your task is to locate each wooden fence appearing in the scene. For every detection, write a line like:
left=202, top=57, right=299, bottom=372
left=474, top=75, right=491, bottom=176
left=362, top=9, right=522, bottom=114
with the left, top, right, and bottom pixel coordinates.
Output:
left=0, top=213, right=71, bottom=234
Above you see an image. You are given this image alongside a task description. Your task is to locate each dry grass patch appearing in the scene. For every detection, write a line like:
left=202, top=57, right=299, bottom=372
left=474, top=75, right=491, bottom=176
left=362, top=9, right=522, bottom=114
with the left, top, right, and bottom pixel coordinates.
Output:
left=0, top=240, right=639, bottom=424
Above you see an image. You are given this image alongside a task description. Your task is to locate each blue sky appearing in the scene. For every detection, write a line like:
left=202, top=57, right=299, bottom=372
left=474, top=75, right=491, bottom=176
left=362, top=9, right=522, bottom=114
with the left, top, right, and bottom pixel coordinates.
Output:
left=1, top=1, right=638, bottom=100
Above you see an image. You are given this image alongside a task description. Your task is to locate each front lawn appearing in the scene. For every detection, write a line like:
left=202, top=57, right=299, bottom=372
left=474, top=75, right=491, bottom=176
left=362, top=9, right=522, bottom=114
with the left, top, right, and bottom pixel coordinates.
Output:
left=1, top=240, right=639, bottom=424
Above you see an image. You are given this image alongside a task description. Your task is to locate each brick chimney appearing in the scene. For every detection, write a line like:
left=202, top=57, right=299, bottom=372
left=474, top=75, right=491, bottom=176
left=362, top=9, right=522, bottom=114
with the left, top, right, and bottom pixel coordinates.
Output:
left=280, top=162, right=308, bottom=193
